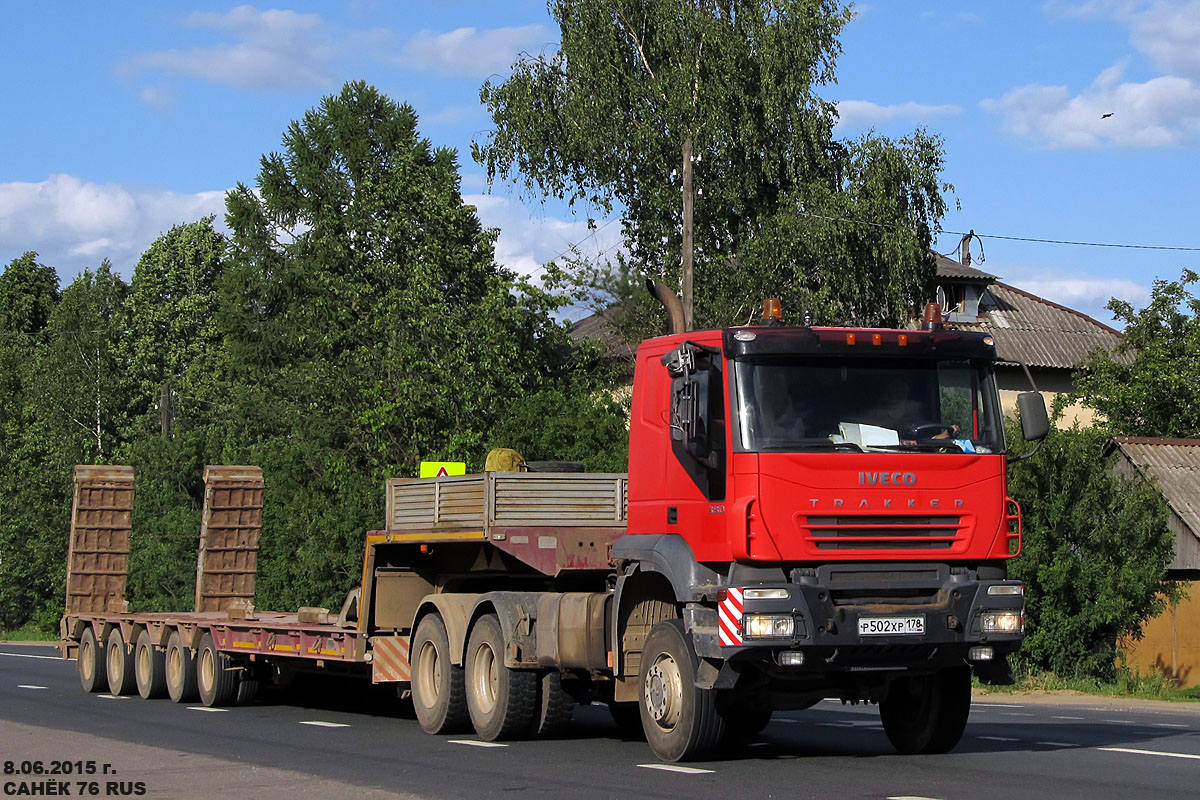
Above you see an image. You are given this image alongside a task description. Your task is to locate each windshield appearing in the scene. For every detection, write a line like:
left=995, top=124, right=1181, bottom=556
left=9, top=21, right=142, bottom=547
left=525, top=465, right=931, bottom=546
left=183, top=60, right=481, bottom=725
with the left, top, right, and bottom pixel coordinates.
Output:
left=732, top=356, right=1005, bottom=454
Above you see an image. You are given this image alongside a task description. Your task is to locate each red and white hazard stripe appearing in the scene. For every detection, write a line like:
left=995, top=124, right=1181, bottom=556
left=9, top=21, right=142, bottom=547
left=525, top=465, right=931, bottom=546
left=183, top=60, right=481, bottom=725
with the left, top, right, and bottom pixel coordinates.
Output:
left=718, top=587, right=744, bottom=646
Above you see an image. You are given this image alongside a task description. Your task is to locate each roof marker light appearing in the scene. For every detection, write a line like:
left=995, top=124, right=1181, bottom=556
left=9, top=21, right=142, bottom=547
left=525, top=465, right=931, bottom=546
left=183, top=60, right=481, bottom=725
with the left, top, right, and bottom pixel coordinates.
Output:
left=898, top=334, right=908, bottom=346
left=846, top=333, right=856, bottom=345
left=872, top=334, right=882, bottom=346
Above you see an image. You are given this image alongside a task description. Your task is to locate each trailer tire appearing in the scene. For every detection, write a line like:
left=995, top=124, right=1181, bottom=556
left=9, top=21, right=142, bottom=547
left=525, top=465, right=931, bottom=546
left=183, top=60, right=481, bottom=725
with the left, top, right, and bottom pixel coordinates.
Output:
left=134, top=630, right=167, bottom=699
left=235, top=677, right=260, bottom=706
left=165, top=630, right=198, bottom=703
left=105, top=629, right=137, bottom=696
left=465, top=614, right=537, bottom=741
left=880, top=666, right=971, bottom=755
left=411, top=614, right=469, bottom=735
left=530, top=671, right=574, bottom=738
left=197, top=632, right=239, bottom=707
left=639, top=619, right=725, bottom=762
left=78, top=627, right=107, bottom=694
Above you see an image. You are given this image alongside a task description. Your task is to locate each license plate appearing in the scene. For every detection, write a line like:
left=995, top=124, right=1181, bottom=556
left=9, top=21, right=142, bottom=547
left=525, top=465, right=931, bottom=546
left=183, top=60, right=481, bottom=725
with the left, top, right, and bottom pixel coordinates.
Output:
left=858, top=615, right=925, bottom=636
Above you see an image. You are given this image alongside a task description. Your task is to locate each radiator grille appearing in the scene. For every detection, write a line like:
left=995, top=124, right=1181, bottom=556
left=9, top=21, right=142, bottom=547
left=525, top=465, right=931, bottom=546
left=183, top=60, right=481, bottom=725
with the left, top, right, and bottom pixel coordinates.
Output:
left=804, top=515, right=962, bottom=551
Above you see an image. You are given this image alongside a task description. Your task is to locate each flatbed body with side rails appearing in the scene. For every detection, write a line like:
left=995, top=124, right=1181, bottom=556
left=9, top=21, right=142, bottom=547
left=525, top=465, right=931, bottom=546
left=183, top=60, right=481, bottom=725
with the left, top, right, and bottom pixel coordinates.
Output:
left=60, top=304, right=1049, bottom=762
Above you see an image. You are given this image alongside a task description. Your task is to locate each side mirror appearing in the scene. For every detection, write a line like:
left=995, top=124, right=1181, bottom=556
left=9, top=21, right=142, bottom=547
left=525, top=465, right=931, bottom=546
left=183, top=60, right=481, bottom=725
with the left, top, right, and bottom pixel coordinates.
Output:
left=1017, top=392, right=1050, bottom=441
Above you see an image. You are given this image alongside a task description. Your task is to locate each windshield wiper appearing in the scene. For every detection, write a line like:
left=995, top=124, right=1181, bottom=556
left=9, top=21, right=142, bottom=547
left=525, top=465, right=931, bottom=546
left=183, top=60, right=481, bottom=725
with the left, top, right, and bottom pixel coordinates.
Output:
left=757, top=439, right=866, bottom=453
left=869, top=442, right=966, bottom=454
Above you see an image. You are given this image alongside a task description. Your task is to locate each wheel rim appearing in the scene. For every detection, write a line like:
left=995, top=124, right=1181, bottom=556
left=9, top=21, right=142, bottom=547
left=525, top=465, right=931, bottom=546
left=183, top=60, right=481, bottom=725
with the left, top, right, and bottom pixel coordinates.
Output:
left=136, top=644, right=149, bottom=684
left=107, top=638, right=122, bottom=679
left=80, top=638, right=94, bottom=682
left=471, top=641, right=498, bottom=715
left=416, top=640, right=440, bottom=710
left=644, top=651, right=683, bottom=730
left=167, top=644, right=181, bottom=685
left=200, top=648, right=215, bottom=693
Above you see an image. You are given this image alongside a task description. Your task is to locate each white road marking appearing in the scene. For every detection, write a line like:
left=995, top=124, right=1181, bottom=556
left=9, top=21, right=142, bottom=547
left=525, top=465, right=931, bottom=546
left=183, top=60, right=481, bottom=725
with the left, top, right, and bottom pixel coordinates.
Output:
left=978, top=736, right=1019, bottom=742
left=187, top=706, right=227, bottom=712
left=887, top=795, right=946, bottom=800
left=97, top=694, right=130, bottom=700
left=1153, top=723, right=1189, bottom=729
left=17, top=685, right=48, bottom=690
left=976, top=703, right=1025, bottom=708
left=774, top=718, right=798, bottom=724
left=747, top=742, right=770, bottom=747
left=1102, top=719, right=1132, bottom=724
left=448, top=740, right=508, bottom=748
left=1036, top=741, right=1079, bottom=747
left=1053, top=715, right=1085, bottom=720
left=1099, top=747, right=1200, bottom=761
left=299, top=720, right=350, bottom=728
left=637, top=764, right=714, bottom=775
left=1003, top=712, right=1034, bottom=717
left=0, top=652, right=63, bottom=661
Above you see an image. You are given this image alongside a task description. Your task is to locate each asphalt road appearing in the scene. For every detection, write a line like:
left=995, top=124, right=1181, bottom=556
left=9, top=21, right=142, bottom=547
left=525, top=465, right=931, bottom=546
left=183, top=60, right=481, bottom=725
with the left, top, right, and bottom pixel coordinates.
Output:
left=3, top=642, right=1200, bottom=800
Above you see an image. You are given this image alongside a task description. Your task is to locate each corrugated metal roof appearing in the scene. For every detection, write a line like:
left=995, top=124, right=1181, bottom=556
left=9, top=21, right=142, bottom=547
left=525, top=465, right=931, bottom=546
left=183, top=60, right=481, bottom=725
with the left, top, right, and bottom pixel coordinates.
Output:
left=946, top=282, right=1126, bottom=369
left=935, top=252, right=994, bottom=281
left=1110, top=437, right=1200, bottom=545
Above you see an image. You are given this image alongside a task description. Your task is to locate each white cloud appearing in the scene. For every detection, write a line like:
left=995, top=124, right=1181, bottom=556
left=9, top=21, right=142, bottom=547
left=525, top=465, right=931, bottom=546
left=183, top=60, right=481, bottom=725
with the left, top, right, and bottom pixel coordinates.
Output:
left=836, top=100, right=961, bottom=130
left=124, top=6, right=341, bottom=91
left=465, top=193, right=623, bottom=281
left=0, top=175, right=228, bottom=279
left=400, top=25, right=552, bottom=78
left=986, top=1, right=1200, bottom=148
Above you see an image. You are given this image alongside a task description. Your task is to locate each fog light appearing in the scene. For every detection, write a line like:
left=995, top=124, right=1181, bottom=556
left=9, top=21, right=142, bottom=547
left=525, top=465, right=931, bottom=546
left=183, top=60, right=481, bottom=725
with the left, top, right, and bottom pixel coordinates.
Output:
left=980, top=610, right=1024, bottom=634
left=778, top=651, right=805, bottom=667
left=969, top=646, right=994, bottom=662
left=744, top=614, right=795, bottom=639
left=987, top=584, right=1024, bottom=596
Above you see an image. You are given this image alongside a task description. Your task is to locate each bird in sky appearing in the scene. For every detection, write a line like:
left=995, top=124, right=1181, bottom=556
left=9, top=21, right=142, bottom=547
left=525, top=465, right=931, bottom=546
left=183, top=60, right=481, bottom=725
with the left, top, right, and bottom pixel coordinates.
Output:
left=1101, top=112, right=1114, bottom=119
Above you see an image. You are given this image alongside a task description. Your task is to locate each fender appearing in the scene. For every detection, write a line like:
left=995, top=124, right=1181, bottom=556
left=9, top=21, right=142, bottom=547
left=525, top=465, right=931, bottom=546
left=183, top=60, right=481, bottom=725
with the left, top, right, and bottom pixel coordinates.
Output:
left=610, top=534, right=721, bottom=603
left=410, top=593, right=481, bottom=666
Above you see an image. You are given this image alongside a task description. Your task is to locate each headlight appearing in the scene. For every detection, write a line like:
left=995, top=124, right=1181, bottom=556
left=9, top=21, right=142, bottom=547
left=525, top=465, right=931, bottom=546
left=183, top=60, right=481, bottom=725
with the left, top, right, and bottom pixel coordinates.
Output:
left=744, top=614, right=795, bottom=639
left=980, top=610, right=1024, bottom=634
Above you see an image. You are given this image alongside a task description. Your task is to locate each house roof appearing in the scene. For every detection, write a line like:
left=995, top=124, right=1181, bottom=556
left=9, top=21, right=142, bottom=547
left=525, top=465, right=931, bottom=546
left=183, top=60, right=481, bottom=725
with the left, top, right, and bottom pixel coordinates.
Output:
left=568, top=305, right=637, bottom=359
left=1108, top=437, right=1200, bottom=548
left=934, top=252, right=994, bottom=281
left=945, top=281, right=1125, bottom=369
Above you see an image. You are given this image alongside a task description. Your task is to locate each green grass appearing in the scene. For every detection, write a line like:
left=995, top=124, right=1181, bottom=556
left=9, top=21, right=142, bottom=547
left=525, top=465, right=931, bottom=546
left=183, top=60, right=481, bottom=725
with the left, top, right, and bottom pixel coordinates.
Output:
left=0, top=623, right=57, bottom=642
left=977, top=670, right=1200, bottom=702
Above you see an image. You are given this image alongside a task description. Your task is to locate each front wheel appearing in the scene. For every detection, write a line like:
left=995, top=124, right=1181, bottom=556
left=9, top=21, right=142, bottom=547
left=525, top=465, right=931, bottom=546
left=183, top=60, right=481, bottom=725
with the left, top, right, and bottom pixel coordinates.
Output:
left=639, top=619, right=725, bottom=762
left=880, top=667, right=971, bottom=754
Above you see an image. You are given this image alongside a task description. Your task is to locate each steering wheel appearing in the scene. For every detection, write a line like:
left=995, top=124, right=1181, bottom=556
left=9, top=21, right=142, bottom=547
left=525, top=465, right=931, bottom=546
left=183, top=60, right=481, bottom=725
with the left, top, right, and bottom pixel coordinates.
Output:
left=906, top=422, right=957, bottom=440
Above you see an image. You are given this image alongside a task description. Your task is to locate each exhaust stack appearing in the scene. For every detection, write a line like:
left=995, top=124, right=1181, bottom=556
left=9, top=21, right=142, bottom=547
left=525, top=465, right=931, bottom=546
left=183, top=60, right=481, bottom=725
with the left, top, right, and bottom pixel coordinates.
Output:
left=646, top=279, right=686, bottom=335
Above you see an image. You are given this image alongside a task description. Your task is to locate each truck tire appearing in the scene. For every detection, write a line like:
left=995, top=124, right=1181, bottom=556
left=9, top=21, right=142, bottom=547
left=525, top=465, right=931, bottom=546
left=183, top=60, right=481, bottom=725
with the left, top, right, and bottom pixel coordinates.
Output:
left=134, top=630, right=167, bottom=699
left=78, top=627, right=107, bottom=693
left=880, top=666, right=971, bottom=754
left=165, top=630, right=198, bottom=703
left=639, top=619, right=725, bottom=762
left=411, top=614, right=470, bottom=735
left=464, top=614, right=537, bottom=741
left=530, top=671, right=574, bottom=738
left=721, top=705, right=773, bottom=738
left=235, top=677, right=260, bottom=706
left=105, top=629, right=137, bottom=696
left=197, top=632, right=239, bottom=707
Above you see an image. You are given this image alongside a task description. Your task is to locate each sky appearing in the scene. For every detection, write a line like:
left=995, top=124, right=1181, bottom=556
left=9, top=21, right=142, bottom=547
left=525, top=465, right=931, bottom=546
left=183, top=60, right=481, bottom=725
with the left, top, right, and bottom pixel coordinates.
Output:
left=3, top=1, right=1199, bottom=328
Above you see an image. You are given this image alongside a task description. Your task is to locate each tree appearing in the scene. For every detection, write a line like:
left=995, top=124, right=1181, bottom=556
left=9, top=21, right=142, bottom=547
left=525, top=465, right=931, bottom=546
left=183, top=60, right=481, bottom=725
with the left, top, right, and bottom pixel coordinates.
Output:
left=1007, top=424, right=1175, bottom=679
left=476, top=0, right=949, bottom=330
left=220, top=81, right=581, bottom=609
left=1074, top=269, right=1200, bottom=437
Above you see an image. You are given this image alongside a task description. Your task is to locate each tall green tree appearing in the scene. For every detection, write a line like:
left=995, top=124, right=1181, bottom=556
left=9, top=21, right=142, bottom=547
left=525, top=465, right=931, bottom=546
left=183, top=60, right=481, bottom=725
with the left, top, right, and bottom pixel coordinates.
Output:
left=221, top=81, right=580, bottom=609
left=1007, top=424, right=1175, bottom=679
left=1074, top=269, right=1200, bottom=437
left=475, top=0, right=949, bottom=330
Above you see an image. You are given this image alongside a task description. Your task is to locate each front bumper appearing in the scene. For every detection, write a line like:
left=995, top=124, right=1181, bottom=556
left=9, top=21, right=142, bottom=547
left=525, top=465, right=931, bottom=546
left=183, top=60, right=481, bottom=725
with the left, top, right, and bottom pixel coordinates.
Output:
left=696, top=563, right=1024, bottom=674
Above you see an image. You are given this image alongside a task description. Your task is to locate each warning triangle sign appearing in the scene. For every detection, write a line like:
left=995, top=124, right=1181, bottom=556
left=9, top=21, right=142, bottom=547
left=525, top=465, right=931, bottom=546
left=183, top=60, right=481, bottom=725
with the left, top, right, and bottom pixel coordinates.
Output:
left=436, top=466, right=450, bottom=477
left=419, top=461, right=467, bottom=478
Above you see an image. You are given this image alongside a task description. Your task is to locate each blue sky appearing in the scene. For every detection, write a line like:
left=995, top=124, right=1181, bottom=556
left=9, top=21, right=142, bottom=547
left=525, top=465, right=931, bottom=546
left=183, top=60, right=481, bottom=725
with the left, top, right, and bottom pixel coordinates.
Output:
left=3, top=1, right=1198, bottom=327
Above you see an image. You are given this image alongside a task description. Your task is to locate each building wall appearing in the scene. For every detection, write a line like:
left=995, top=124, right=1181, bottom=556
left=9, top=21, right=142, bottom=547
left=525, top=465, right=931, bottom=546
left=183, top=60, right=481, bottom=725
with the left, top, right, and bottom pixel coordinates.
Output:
left=997, top=367, right=1097, bottom=429
left=1122, top=586, right=1200, bottom=687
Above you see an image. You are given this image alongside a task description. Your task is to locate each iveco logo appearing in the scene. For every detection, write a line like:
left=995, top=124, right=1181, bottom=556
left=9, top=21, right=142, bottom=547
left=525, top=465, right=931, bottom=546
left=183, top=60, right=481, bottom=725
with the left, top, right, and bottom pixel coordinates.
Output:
left=859, top=471, right=917, bottom=486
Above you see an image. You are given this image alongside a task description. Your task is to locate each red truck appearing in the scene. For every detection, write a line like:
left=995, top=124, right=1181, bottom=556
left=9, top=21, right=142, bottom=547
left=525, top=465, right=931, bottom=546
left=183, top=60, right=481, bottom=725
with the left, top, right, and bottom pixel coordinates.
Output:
left=60, top=297, right=1048, bottom=762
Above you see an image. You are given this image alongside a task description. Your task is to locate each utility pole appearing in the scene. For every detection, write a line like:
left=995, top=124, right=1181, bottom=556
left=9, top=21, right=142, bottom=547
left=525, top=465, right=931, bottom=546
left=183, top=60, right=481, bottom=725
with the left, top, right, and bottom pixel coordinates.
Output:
left=681, top=137, right=695, bottom=331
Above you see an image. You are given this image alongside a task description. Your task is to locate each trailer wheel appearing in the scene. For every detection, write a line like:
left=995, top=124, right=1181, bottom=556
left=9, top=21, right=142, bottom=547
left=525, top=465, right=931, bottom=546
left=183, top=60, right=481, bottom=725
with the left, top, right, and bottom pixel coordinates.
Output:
left=411, top=614, right=469, bottom=735
left=134, top=630, right=167, bottom=699
left=465, top=614, right=537, bottom=741
left=78, top=627, right=107, bottom=693
left=880, top=666, right=971, bottom=754
left=165, top=630, right=198, bottom=703
left=639, top=619, right=725, bottom=762
left=529, top=671, right=575, bottom=738
left=235, top=676, right=260, bottom=706
left=105, top=629, right=137, bottom=696
left=197, top=632, right=239, bottom=707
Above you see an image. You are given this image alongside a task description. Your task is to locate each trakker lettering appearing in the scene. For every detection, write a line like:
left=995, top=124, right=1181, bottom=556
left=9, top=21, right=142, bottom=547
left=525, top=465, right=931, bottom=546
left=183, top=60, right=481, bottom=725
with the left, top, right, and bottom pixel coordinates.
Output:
left=859, top=471, right=917, bottom=486
left=809, top=498, right=966, bottom=510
